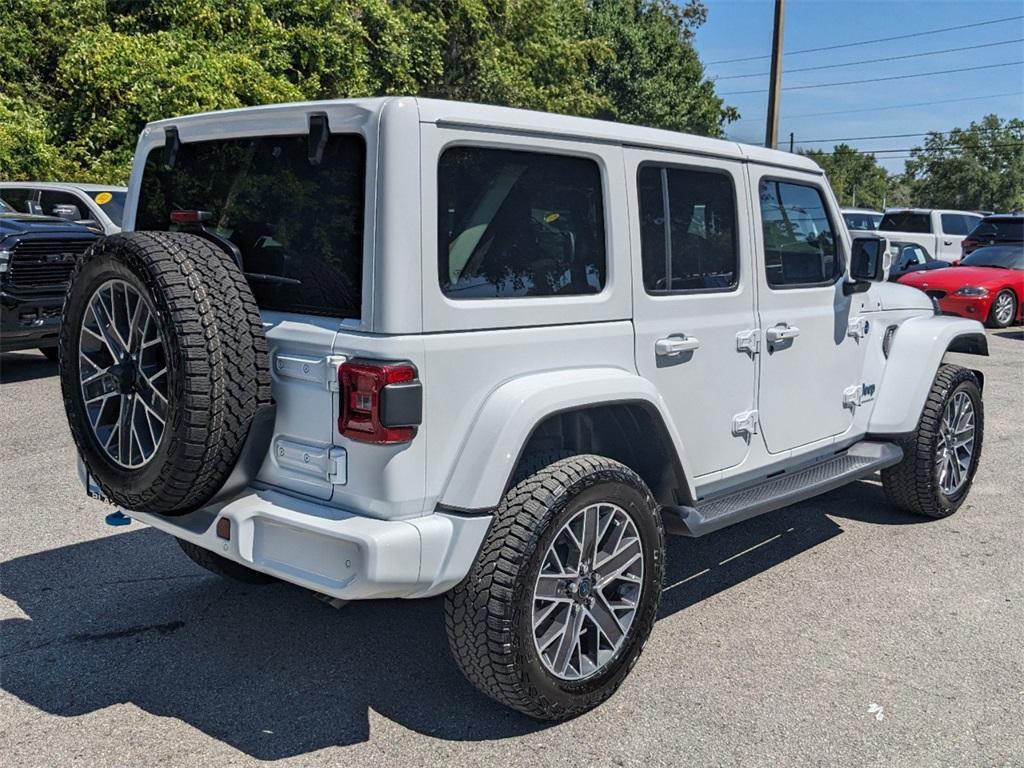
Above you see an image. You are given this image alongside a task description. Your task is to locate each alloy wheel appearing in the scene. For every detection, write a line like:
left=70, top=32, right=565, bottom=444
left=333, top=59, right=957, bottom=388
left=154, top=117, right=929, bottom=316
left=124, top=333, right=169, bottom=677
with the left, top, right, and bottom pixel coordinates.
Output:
left=78, top=279, right=169, bottom=468
left=532, top=502, right=644, bottom=681
left=935, top=390, right=975, bottom=496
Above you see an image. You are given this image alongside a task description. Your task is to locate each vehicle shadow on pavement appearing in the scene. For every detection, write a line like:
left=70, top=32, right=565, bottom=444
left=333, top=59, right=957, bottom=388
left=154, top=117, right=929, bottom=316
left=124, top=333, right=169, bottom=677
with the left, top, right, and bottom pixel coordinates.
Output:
left=0, top=480, right=923, bottom=758
left=0, top=351, right=58, bottom=384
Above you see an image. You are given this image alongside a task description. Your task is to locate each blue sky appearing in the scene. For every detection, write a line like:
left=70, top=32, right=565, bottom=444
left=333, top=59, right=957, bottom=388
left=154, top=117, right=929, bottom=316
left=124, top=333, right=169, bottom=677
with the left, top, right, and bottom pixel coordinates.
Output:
left=693, top=0, right=1024, bottom=172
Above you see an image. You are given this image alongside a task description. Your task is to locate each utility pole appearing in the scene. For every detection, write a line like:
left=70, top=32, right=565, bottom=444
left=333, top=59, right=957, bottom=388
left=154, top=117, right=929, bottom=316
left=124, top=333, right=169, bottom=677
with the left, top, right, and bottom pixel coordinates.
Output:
left=765, top=0, right=785, bottom=149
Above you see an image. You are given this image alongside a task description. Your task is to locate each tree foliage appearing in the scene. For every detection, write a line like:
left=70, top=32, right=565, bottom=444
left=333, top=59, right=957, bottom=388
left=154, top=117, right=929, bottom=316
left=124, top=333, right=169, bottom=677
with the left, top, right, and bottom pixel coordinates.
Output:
left=0, top=0, right=735, bottom=184
left=803, top=144, right=889, bottom=210
left=901, top=115, right=1024, bottom=212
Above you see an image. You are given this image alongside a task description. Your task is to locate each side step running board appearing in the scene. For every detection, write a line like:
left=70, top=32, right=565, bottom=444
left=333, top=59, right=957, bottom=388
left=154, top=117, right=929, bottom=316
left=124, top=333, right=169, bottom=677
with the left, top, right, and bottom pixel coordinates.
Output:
left=664, top=441, right=903, bottom=537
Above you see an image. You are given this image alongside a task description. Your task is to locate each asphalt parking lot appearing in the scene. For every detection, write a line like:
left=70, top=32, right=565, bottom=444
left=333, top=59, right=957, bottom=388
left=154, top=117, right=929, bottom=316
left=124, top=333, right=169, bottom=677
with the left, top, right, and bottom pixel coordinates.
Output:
left=1, top=329, right=1022, bottom=768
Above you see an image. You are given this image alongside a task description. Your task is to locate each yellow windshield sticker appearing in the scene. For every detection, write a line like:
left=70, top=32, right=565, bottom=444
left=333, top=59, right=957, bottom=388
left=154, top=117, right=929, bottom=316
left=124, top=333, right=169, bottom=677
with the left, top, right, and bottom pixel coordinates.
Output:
left=544, top=212, right=560, bottom=223
left=94, top=192, right=113, bottom=205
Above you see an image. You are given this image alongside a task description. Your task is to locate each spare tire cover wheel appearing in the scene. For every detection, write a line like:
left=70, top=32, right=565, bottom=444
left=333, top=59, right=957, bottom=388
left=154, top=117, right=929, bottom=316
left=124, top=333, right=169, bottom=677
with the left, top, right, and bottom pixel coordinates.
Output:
left=60, top=231, right=271, bottom=516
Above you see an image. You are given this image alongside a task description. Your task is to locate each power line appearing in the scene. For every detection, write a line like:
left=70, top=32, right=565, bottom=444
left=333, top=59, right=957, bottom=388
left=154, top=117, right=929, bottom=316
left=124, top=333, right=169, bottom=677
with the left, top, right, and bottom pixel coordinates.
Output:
left=706, top=14, right=1024, bottom=65
left=714, top=38, right=1024, bottom=80
left=730, top=91, right=1024, bottom=122
left=805, top=142, right=1024, bottom=156
left=792, top=128, right=1018, bottom=144
left=720, top=60, right=1023, bottom=96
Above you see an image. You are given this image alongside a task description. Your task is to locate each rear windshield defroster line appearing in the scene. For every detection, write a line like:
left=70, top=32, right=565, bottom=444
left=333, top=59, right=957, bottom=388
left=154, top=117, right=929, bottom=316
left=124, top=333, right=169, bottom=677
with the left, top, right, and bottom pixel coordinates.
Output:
left=136, top=132, right=366, bottom=320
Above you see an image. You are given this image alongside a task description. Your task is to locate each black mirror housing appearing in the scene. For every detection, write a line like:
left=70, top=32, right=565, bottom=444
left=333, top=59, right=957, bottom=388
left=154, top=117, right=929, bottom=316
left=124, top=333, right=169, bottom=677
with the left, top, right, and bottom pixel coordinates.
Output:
left=848, top=236, right=891, bottom=283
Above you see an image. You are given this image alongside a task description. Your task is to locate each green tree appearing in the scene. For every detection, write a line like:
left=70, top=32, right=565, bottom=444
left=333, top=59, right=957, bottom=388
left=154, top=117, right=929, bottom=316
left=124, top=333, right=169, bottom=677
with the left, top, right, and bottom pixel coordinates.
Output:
left=803, top=144, right=890, bottom=210
left=0, top=0, right=736, bottom=185
left=901, top=115, right=1024, bottom=211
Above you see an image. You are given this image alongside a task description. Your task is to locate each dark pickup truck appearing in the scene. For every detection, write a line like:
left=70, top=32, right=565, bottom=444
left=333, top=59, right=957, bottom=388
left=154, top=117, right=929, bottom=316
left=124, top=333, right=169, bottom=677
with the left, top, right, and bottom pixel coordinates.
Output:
left=1, top=204, right=98, bottom=357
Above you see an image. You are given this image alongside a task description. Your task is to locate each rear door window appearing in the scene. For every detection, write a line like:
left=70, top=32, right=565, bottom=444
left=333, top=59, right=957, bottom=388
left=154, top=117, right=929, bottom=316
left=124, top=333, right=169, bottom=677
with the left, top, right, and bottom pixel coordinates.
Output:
left=940, top=214, right=970, bottom=236
left=1, top=188, right=36, bottom=214
left=136, top=133, right=366, bottom=320
left=638, top=165, right=738, bottom=292
left=758, top=180, right=840, bottom=287
left=437, top=147, right=606, bottom=298
left=879, top=212, right=931, bottom=233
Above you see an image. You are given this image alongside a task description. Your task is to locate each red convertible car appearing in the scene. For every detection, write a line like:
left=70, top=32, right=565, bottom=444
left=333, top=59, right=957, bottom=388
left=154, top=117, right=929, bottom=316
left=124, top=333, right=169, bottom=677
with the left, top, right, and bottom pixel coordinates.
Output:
left=898, top=245, right=1023, bottom=328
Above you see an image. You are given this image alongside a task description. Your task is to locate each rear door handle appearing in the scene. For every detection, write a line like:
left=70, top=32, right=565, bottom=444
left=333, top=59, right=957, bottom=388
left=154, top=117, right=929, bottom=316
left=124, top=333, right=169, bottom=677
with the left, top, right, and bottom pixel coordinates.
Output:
left=765, top=324, right=800, bottom=343
left=655, top=334, right=701, bottom=357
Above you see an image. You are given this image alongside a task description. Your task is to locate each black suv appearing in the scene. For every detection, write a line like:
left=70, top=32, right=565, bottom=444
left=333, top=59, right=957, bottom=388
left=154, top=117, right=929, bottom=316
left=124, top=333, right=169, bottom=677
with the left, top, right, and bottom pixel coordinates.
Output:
left=1, top=203, right=98, bottom=357
left=961, top=214, right=1023, bottom=256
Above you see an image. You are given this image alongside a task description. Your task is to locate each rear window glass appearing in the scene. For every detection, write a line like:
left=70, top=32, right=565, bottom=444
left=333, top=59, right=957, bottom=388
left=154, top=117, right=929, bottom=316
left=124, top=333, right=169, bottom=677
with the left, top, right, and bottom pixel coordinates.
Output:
left=93, top=191, right=127, bottom=227
left=136, top=133, right=366, bottom=319
left=879, top=212, right=931, bottom=233
left=438, top=147, right=606, bottom=299
left=970, top=218, right=1023, bottom=241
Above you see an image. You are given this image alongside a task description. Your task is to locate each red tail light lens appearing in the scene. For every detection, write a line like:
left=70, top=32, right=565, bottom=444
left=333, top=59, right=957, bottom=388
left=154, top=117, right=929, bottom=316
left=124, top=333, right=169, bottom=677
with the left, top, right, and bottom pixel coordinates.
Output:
left=170, top=210, right=213, bottom=224
left=338, top=361, right=420, bottom=444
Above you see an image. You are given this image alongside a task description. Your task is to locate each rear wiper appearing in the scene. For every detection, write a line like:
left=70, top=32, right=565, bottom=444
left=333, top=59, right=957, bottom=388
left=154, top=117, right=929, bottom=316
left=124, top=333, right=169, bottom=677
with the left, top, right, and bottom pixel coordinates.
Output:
left=244, top=271, right=302, bottom=286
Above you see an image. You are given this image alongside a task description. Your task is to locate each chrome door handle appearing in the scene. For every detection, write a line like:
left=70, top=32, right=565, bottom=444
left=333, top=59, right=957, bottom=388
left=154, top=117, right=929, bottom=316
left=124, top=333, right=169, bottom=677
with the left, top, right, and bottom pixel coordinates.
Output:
left=765, top=324, right=800, bottom=343
left=655, top=334, right=701, bottom=357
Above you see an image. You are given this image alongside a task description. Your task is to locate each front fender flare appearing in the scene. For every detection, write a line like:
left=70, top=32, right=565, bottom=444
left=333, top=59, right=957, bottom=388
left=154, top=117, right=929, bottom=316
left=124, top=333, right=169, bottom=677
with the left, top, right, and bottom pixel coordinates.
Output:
left=869, top=315, right=987, bottom=435
left=438, top=367, right=695, bottom=510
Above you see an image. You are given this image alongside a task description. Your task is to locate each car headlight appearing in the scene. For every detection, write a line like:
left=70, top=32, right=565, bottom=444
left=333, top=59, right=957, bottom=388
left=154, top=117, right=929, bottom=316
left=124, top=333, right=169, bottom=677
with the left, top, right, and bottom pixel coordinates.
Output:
left=0, top=249, right=10, bottom=273
left=953, top=286, right=989, bottom=297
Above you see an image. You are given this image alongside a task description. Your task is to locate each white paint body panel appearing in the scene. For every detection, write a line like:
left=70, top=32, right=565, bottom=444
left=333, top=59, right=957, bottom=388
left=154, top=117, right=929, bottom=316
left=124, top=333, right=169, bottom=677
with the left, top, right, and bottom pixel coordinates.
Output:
left=97, top=96, right=987, bottom=600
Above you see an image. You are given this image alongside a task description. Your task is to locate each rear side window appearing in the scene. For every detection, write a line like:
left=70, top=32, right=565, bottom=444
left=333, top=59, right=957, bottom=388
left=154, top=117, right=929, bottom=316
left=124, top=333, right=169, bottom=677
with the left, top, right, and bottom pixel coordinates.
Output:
left=1, top=188, right=34, bottom=213
left=638, top=165, right=738, bottom=292
left=759, top=180, right=840, bottom=287
left=879, top=212, right=931, bottom=233
left=940, top=214, right=971, bottom=236
left=438, top=147, right=606, bottom=299
left=136, top=133, right=366, bottom=320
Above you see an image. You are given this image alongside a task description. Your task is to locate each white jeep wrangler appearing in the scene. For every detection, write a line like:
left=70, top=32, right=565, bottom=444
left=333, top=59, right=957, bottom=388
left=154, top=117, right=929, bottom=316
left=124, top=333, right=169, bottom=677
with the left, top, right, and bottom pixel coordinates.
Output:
left=59, top=97, right=988, bottom=721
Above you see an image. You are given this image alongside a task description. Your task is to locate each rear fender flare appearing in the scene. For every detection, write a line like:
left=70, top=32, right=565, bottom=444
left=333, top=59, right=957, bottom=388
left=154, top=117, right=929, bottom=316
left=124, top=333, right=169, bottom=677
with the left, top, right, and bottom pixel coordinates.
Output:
left=438, top=368, right=695, bottom=510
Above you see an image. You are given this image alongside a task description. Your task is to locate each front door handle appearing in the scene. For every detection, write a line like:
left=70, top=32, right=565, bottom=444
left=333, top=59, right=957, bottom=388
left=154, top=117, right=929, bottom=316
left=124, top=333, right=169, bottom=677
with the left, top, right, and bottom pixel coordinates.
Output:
left=656, top=334, right=701, bottom=357
left=943, top=240, right=953, bottom=246
left=765, top=324, right=800, bottom=343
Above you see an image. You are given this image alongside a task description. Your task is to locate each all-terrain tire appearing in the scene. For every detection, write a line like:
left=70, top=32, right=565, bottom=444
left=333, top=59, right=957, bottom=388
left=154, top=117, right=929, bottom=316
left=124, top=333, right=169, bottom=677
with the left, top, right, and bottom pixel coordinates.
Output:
left=881, top=364, right=983, bottom=518
left=59, top=231, right=271, bottom=515
left=445, top=454, right=665, bottom=720
left=176, top=539, right=277, bottom=584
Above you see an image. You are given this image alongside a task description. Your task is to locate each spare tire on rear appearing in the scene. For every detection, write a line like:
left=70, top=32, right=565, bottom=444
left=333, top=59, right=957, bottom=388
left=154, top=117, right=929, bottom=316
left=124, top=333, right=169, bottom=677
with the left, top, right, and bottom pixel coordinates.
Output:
left=59, top=231, right=271, bottom=515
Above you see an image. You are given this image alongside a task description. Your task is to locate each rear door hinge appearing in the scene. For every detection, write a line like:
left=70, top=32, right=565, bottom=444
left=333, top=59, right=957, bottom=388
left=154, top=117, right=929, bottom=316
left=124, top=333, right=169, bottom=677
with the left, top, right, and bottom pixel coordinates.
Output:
left=327, top=446, right=348, bottom=485
left=326, top=355, right=347, bottom=392
left=732, top=409, right=759, bottom=436
left=736, top=329, right=761, bottom=356
left=847, top=317, right=869, bottom=340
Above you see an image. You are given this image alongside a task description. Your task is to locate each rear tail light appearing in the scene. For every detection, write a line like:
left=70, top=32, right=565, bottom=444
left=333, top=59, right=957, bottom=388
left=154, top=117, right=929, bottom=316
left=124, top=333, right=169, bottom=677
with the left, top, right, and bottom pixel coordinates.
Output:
left=170, top=210, right=213, bottom=224
left=338, top=360, right=422, bottom=444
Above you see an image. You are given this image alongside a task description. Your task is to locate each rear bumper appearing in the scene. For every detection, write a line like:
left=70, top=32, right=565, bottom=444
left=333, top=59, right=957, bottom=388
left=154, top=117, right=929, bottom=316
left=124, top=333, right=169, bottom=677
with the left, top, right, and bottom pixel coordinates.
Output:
left=0, top=288, right=65, bottom=351
left=81, top=461, right=491, bottom=600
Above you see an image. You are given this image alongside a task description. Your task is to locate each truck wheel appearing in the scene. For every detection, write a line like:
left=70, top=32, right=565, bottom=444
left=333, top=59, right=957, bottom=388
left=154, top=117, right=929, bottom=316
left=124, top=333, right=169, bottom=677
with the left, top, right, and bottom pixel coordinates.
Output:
left=882, top=365, right=983, bottom=518
left=445, top=454, right=665, bottom=720
left=987, top=289, right=1016, bottom=328
left=59, top=232, right=271, bottom=515
left=176, top=539, right=276, bottom=584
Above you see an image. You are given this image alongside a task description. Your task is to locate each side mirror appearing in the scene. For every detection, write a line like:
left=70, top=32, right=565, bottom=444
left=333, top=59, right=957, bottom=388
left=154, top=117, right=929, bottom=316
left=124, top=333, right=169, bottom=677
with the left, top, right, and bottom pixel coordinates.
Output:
left=53, top=203, right=83, bottom=222
left=844, top=236, right=891, bottom=294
